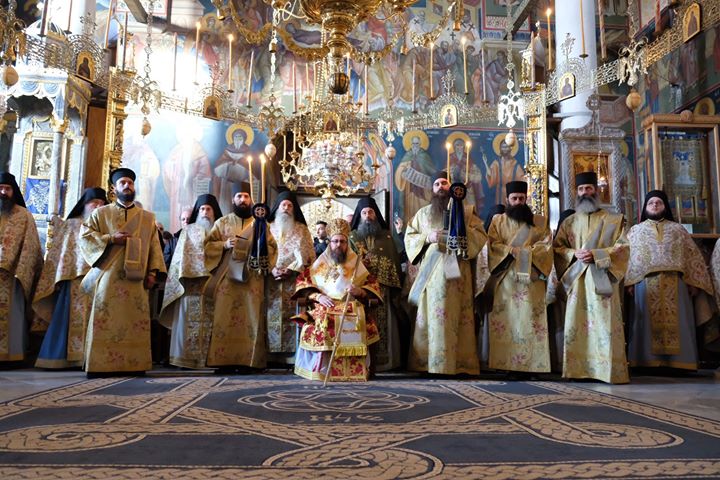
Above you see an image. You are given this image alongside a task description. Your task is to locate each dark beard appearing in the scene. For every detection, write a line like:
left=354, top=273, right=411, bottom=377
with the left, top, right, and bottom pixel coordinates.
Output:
left=505, top=203, right=535, bottom=226
left=645, top=212, right=666, bottom=221
left=576, top=194, right=599, bottom=214
left=0, top=196, right=15, bottom=213
left=117, top=190, right=135, bottom=203
left=356, top=219, right=382, bottom=240
left=234, top=204, right=252, bottom=218
left=329, top=247, right=347, bottom=264
left=430, top=192, right=449, bottom=221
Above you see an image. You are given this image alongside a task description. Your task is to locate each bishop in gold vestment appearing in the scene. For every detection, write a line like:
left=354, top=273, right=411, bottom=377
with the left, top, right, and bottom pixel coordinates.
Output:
left=292, top=218, right=381, bottom=382
left=266, top=191, right=315, bottom=363
left=34, top=188, right=107, bottom=368
left=79, top=169, right=166, bottom=374
left=626, top=190, right=718, bottom=370
left=160, top=194, right=222, bottom=368
left=487, top=181, right=553, bottom=374
left=0, top=173, right=42, bottom=362
left=405, top=172, right=487, bottom=375
left=553, top=172, right=629, bottom=384
left=204, top=186, right=277, bottom=370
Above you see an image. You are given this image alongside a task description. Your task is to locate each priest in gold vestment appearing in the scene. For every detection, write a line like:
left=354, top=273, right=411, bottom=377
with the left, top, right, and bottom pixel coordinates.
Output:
left=487, top=181, right=553, bottom=374
left=160, top=194, right=222, bottom=369
left=204, top=185, right=277, bottom=372
left=292, top=218, right=381, bottom=382
left=266, top=191, right=315, bottom=364
left=34, top=188, right=107, bottom=368
left=626, top=190, right=718, bottom=370
left=553, top=172, right=629, bottom=384
left=0, top=172, right=43, bottom=363
left=405, top=171, right=487, bottom=375
left=80, top=169, right=166, bottom=374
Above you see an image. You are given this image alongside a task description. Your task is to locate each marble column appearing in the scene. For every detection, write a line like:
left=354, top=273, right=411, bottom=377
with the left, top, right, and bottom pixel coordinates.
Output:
left=557, top=0, right=597, bottom=131
left=48, top=117, right=68, bottom=218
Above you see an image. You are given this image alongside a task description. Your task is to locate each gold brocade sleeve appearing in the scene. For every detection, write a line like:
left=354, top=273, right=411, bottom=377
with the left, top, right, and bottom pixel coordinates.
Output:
left=404, top=208, right=430, bottom=265
left=296, top=227, right=316, bottom=272
left=464, top=206, right=487, bottom=261
left=204, top=218, right=227, bottom=272
left=80, top=207, right=113, bottom=267
left=487, top=215, right=512, bottom=273
left=360, top=274, right=383, bottom=303
left=145, top=213, right=167, bottom=279
left=10, top=208, right=43, bottom=302
left=530, top=221, right=553, bottom=278
left=553, top=219, right=576, bottom=278
left=591, top=216, right=629, bottom=282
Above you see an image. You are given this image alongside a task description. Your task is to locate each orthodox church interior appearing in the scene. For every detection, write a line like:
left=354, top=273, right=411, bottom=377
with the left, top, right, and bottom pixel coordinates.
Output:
left=1, top=0, right=720, bottom=478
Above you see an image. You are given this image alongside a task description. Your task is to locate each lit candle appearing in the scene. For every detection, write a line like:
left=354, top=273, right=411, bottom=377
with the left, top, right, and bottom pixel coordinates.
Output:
left=228, top=34, right=234, bottom=92
left=461, top=37, right=468, bottom=95
left=429, top=43, right=434, bottom=99
left=103, top=0, right=116, bottom=48
left=364, top=64, right=369, bottom=115
left=292, top=60, right=297, bottom=113
left=481, top=46, right=487, bottom=102
left=283, top=134, right=287, bottom=162
left=260, top=154, right=267, bottom=203
left=579, top=0, right=587, bottom=57
left=194, top=21, right=201, bottom=83
left=247, top=155, right=254, bottom=201
left=40, top=0, right=51, bottom=37
left=172, top=33, right=178, bottom=90
left=411, top=58, right=416, bottom=112
left=598, top=0, right=606, bottom=60
left=246, top=49, right=254, bottom=107
left=465, top=140, right=471, bottom=184
left=66, top=0, right=73, bottom=32
left=121, top=13, right=128, bottom=71
left=445, top=142, right=451, bottom=182
left=546, top=8, right=553, bottom=70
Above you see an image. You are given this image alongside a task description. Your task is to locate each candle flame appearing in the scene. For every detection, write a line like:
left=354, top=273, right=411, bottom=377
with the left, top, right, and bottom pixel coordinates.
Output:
left=546, top=8, right=552, bottom=15
left=196, top=21, right=201, bottom=29
left=228, top=33, right=234, bottom=41
left=445, top=142, right=451, bottom=150
left=465, top=140, right=471, bottom=148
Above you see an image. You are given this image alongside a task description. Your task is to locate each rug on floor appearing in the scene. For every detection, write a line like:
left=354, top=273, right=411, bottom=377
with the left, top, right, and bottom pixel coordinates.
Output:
left=0, top=374, right=718, bottom=479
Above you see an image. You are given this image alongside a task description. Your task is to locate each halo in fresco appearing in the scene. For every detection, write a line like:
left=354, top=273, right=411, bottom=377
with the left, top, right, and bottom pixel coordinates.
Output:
left=225, top=123, right=255, bottom=146
left=402, top=130, right=430, bottom=151
left=446, top=131, right=471, bottom=148
left=492, top=132, right=519, bottom=157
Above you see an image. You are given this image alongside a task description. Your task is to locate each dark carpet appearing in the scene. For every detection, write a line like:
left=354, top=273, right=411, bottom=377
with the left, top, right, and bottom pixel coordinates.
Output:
left=1, top=373, right=719, bottom=479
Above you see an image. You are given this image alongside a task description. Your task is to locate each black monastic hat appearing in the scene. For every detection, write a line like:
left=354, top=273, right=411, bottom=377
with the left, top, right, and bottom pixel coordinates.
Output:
left=505, top=180, right=528, bottom=196
left=66, top=187, right=108, bottom=219
left=434, top=170, right=449, bottom=181
left=188, top=193, right=223, bottom=224
left=268, top=190, right=307, bottom=225
left=575, top=171, right=598, bottom=187
left=350, top=196, right=387, bottom=230
left=0, top=172, right=26, bottom=208
left=232, top=181, right=252, bottom=197
left=110, top=167, right=136, bottom=184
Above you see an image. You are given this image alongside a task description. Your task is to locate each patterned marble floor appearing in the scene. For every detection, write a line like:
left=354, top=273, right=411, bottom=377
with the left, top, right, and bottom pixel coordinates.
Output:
left=2, top=368, right=719, bottom=419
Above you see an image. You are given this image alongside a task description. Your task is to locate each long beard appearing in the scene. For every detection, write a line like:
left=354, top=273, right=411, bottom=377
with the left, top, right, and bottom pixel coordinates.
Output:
left=117, top=190, right=135, bottom=203
left=645, top=212, right=666, bottom=221
left=234, top=203, right=252, bottom=219
left=276, top=211, right=295, bottom=237
left=0, top=196, right=15, bottom=214
left=329, top=246, right=347, bottom=264
left=576, top=194, right=599, bottom=214
left=430, top=191, right=449, bottom=222
left=196, top=216, right=213, bottom=232
left=356, top=219, right=381, bottom=240
left=505, top=203, right=535, bottom=226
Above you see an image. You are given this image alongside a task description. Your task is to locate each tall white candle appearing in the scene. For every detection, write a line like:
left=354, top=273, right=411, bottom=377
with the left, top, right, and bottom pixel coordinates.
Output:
left=120, top=13, right=128, bottom=71
left=411, top=58, right=416, bottom=112
left=462, top=37, right=468, bottom=95
left=261, top=154, right=267, bottom=203
left=292, top=60, right=297, bottom=112
left=227, top=34, right=234, bottom=92
left=364, top=64, right=369, bottom=115
left=40, top=0, right=51, bottom=37
left=194, top=21, right=200, bottom=83
left=546, top=9, right=553, bottom=70
left=103, top=0, right=116, bottom=48
left=66, top=0, right=73, bottom=32
left=481, top=47, right=487, bottom=102
left=429, top=43, right=434, bottom=99
left=247, top=156, right=254, bottom=201
left=172, top=33, right=177, bottom=90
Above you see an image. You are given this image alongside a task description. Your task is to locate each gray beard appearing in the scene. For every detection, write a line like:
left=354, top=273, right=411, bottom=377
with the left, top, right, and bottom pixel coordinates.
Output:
left=356, top=219, right=382, bottom=240
left=329, top=247, right=347, bottom=264
left=196, top=216, right=213, bottom=232
left=276, top=211, right=295, bottom=237
left=0, top=197, right=15, bottom=214
left=576, top=194, right=599, bottom=214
